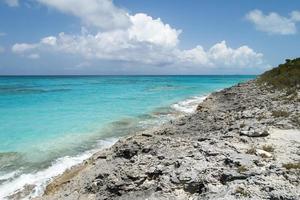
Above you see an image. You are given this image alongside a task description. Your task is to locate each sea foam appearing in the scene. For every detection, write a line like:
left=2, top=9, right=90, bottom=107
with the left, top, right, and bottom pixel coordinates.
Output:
left=171, top=95, right=207, bottom=114
left=0, top=138, right=117, bottom=200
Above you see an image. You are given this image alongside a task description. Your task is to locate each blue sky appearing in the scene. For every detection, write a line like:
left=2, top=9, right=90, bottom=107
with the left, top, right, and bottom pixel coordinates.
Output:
left=0, top=0, right=299, bottom=75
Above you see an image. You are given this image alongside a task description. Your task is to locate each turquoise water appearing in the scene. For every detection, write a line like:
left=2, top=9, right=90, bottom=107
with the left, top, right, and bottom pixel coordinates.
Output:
left=0, top=75, right=254, bottom=198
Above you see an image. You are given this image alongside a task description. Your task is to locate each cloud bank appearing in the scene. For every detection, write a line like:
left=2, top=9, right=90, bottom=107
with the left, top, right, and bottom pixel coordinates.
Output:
left=11, top=0, right=265, bottom=72
left=246, top=9, right=300, bottom=35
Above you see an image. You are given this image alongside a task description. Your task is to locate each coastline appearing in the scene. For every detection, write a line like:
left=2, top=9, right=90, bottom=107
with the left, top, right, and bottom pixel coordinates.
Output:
left=33, top=79, right=300, bottom=200
left=2, top=91, right=210, bottom=200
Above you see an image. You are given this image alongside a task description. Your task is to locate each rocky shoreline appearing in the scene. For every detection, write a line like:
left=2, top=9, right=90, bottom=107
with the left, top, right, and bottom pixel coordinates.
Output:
left=35, top=80, right=299, bottom=200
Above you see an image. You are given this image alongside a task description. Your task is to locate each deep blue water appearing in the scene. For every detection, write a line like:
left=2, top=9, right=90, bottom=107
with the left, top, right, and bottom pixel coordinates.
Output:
left=0, top=75, right=254, bottom=198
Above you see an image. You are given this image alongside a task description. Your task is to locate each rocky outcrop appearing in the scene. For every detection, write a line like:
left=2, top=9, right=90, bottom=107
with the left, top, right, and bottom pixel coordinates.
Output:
left=37, top=80, right=300, bottom=200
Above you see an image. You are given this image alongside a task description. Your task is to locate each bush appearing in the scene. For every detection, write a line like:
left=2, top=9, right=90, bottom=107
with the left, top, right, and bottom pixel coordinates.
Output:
left=235, top=186, right=249, bottom=197
left=257, top=58, right=300, bottom=91
left=282, top=162, right=300, bottom=170
left=262, top=144, right=275, bottom=152
left=237, top=165, right=248, bottom=173
left=245, top=147, right=256, bottom=154
left=272, top=110, right=290, bottom=118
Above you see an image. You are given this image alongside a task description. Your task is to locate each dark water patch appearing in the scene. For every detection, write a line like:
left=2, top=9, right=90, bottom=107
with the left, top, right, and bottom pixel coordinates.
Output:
left=137, top=113, right=155, bottom=120
left=103, top=118, right=141, bottom=136
left=97, top=106, right=175, bottom=139
left=150, top=106, right=173, bottom=116
left=0, top=86, right=71, bottom=95
left=46, top=88, right=72, bottom=93
left=87, top=78, right=158, bottom=85
left=145, top=85, right=192, bottom=92
left=0, top=86, right=45, bottom=95
left=0, top=152, right=24, bottom=171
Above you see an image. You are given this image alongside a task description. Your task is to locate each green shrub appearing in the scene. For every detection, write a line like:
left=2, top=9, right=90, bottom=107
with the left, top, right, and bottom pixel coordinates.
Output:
left=283, top=162, right=300, bottom=170
left=245, top=147, right=256, bottom=155
left=240, top=123, right=245, bottom=128
left=235, top=186, right=249, bottom=197
left=272, top=110, right=290, bottom=118
left=237, top=165, right=248, bottom=173
left=257, top=58, right=300, bottom=91
left=262, top=144, right=275, bottom=152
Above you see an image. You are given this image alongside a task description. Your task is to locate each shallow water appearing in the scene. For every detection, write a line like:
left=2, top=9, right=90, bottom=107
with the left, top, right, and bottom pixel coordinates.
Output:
left=0, top=75, right=254, bottom=198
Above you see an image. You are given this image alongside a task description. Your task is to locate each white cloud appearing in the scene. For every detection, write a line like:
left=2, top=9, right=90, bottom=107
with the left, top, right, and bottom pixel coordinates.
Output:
left=4, top=0, right=19, bottom=7
left=177, top=41, right=263, bottom=68
left=246, top=9, right=300, bottom=35
left=11, top=31, right=263, bottom=69
left=11, top=1, right=264, bottom=71
left=11, top=13, right=183, bottom=64
left=37, top=0, right=130, bottom=30
left=208, top=41, right=263, bottom=67
left=12, top=43, right=38, bottom=53
left=128, top=13, right=181, bottom=48
left=41, top=36, right=57, bottom=46
left=178, top=46, right=211, bottom=66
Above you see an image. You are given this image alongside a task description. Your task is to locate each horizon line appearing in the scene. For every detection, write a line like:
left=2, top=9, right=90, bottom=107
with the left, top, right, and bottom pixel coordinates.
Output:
left=0, top=74, right=258, bottom=77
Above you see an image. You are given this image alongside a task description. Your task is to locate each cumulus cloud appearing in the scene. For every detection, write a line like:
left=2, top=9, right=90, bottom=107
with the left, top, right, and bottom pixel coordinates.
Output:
left=11, top=13, right=183, bottom=64
left=177, top=41, right=263, bottom=68
left=3, top=0, right=19, bottom=7
left=12, top=43, right=38, bottom=53
left=178, top=46, right=210, bottom=66
left=41, top=36, right=57, bottom=46
left=12, top=1, right=264, bottom=70
left=128, top=14, right=181, bottom=48
left=208, top=41, right=263, bottom=67
left=11, top=31, right=263, bottom=68
left=37, top=0, right=130, bottom=30
left=246, top=9, right=300, bottom=35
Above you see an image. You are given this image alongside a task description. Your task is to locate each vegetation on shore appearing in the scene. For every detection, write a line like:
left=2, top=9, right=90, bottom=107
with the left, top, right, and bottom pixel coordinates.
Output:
left=282, top=162, right=300, bottom=170
left=257, top=58, right=300, bottom=92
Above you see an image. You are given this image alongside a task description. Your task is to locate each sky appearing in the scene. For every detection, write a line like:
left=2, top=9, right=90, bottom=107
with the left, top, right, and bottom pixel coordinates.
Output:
left=0, top=0, right=299, bottom=75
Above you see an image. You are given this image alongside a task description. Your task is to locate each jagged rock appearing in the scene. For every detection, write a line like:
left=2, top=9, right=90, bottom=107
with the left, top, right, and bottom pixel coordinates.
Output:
left=184, top=180, right=206, bottom=194
left=37, top=80, right=300, bottom=200
left=114, top=142, right=140, bottom=159
left=141, top=133, right=153, bottom=137
left=220, top=172, right=249, bottom=184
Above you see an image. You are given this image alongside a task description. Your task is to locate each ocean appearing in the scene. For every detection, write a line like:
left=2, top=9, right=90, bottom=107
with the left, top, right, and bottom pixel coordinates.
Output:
left=0, top=75, right=254, bottom=199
